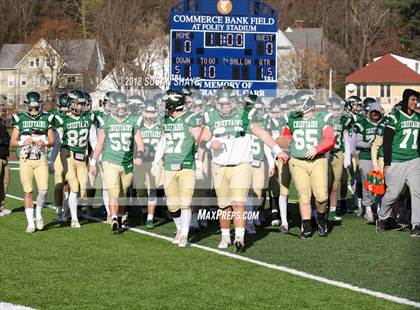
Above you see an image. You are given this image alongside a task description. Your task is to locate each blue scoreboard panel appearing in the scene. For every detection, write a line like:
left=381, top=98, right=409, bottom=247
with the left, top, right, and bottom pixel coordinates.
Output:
left=170, top=1, right=277, bottom=96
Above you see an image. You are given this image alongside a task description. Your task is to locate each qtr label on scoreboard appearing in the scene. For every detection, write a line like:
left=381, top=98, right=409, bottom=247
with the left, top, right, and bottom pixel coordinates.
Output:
left=170, top=0, right=277, bottom=96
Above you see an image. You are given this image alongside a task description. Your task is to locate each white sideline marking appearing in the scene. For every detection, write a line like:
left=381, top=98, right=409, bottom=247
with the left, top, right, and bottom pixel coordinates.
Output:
left=5, top=194, right=420, bottom=308
left=0, top=302, right=36, bottom=310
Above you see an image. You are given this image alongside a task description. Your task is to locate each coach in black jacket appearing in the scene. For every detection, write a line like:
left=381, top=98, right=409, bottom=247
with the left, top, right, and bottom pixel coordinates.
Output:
left=0, top=102, right=10, bottom=216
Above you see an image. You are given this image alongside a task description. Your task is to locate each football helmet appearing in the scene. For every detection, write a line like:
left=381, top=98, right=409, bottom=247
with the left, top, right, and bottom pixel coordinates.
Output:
left=216, top=88, right=236, bottom=116
left=67, top=90, right=86, bottom=115
left=24, top=91, right=43, bottom=116
left=128, top=94, right=145, bottom=116
left=346, top=95, right=362, bottom=113
left=302, top=94, right=317, bottom=114
left=165, top=89, right=185, bottom=116
left=143, top=99, right=158, bottom=122
left=363, top=97, right=376, bottom=113
left=57, top=93, right=69, bottom=113
left=282, top=94, right=297, bottom=111
left=103, top=91, right=115, bottom=114
left=190, top=93, right=205, bottom=113
left=110, top=92, right=129, bottom=118
left=328, top=96, right=344, bottom=114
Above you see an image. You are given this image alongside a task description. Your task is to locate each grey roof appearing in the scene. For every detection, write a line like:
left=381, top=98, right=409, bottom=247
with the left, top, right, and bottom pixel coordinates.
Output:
left=0, top=44, right=32, bottom=68
left=284, top=28, right=324, bottom=52
left=0, top=39, right=98, bottom=72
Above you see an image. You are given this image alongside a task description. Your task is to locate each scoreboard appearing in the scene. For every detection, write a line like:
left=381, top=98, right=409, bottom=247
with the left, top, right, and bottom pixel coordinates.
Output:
left=170, top=0, right=277, bottom=96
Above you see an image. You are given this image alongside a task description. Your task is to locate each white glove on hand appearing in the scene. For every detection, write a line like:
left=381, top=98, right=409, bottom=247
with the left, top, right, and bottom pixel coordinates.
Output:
left=344, top=157, right=351, bottom=169
left=151, top=161, right=160, bottom=177
left=195, top=160, right=204, bottom=180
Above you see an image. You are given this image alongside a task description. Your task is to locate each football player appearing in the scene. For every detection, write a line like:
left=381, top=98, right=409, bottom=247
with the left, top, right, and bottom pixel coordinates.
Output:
left=49, top=93, right=70, bottom=223
left=246, top=95, right=276, bottom=234
left=10, top=92, right=54, bottom=233
left=90, top=92, right=144, bottom=233
left=151, top=89, right=204, bottom=247
left=378, top=89, right=420, bottom=237
left=282, top=95, right=335, bottom=239
left=54, top=90, right=96, bottom=228
left=201, top=88, right=288, bottom=251
left=354, top=100, right=384, bottom=223
left=327, top=97, right=353, bottom=221
left=134, top=99, right=162, bottom=229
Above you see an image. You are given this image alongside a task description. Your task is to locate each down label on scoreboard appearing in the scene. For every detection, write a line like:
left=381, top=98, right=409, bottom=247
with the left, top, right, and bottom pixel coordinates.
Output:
left=170, top=11, right=277, bottom=96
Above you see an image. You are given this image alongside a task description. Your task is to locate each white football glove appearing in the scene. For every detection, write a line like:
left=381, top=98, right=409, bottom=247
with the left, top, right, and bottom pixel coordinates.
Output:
left=195, top=160, right=204, bottom=180
left=344, top=157, right=352, bottom=169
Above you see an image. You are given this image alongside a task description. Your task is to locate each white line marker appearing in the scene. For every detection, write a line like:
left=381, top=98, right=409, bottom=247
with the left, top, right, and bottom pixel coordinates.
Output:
left=5, top=194, right=420, bottom=308
left=0, top=302, right=36, bottom=310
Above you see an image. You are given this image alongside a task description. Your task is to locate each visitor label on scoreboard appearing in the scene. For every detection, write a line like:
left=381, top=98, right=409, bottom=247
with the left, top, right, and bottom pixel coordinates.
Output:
left=170, top=12, right=277, bottom=96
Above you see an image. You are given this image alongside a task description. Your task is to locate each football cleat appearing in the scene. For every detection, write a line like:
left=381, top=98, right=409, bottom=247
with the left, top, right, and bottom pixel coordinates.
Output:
left=376, top=219, right=386, bottom=233
left=364, top=207, right=374, bottom=223
left=71, top=220, right=81, bottom=229
left=279, top=225, right=289, bottom=234
left=234, top=237, right=245, bottom=253
left=328, top=211, right=342, bottom=222
left=146, top=220, right=155, bottom=230
left=111, top=219, right=119, bottom=234
left=178, top=235, right=189, bottom=248
left=36, top=219, right=44, bottom=231
left=299, top=224, right=313, bottom=240
left=26, top=225, right=36, bottom=234
left=56, top=208, right=63, bottom=223
left=0, top=208, right=12, bottom=216
left=410, top=225, right=420, bottom=238
left=245, top=223, right=256, bottom=235
left=271, top=219, right=280, bottom=226
left=218, top=236, right=232, bottom=249
left=172, top=230, right=181, bottom=244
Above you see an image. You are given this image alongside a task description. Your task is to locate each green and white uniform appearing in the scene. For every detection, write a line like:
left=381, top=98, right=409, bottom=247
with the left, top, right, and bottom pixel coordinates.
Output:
left=162, top=111, right=203, bottom=171
left=286, top=111, right=333, bottom=159
left=203, top=107, right=257, bottom=165
left=140, top=122, right=162, bottom=163
left=101, top=114, right=142, bottom=174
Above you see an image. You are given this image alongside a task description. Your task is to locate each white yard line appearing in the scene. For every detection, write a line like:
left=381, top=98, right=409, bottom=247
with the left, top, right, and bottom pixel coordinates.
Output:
left=0, top=302, right=36, bottom=310
left=5, top=194, right=420, bottom=308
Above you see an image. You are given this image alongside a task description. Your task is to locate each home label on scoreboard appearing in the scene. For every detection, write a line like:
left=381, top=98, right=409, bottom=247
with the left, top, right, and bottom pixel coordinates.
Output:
left=170, top=0, right=278, bottom=96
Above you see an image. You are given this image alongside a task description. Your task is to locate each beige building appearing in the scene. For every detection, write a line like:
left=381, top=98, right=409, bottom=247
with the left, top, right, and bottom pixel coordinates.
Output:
left=345, top=54, right=420, bottom=111
left=0, top=38, right=104, bottom=113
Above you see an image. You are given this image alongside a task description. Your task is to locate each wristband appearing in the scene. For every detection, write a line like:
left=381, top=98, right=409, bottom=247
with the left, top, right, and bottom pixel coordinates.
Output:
left=90, top=158, right=97, bottom=166
left=135, top=151, right=144, bottom=160
left=272, top=144, right=282, bottom=157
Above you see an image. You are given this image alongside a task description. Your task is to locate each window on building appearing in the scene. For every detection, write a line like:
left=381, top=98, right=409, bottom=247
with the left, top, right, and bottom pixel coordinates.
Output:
left=33, top=76, right=40, bottom=87
left=386, top=85, right=391, bottom=97
left=8, top=75, right=14, bottom=87
left=29, top=57, right=40, bottom=68
left=67, top=76, right=76, bottom=84
left=20, top=75, right=27, bottom=87
left=362, top=85, right=367, bottom=97
left=356, top=85, right=360, bottom=97
left=380, top=85, right=385, bottom=97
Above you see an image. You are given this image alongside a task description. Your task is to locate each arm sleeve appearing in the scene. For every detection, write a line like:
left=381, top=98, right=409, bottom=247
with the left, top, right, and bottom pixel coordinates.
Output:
left=89, top=125, right=98, bottom=152
left=264, top=144, right=275, bottom=169
left=153, top=135, right=166, bottom=164
left=383, top=127, right=395, bottom=166
left=343, top=131, right=352, bottom=165
left=315, top=126, right=335, bottom=154
left=370, top=135, right=383, bottom=168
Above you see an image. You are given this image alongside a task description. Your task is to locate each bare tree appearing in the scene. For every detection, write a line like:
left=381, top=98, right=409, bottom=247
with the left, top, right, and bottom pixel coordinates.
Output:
left=349, top=0, right=390, bottom=68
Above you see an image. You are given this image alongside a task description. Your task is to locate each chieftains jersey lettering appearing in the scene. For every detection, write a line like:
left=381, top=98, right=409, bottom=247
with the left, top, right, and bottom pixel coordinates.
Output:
left=139, top=122, right=162, bottom=162
left=354, top=115, right=379, bottom=160
left=287, top=111, right=332, bottom=159
left=102, top=114, right=142, bottom=173
left=162, top=111, right=202, bottom=171
left=55, top=113, right=94, bottom=154
left=203, top=107, right=257, bottom=166
left=387, top=110, right=420, bottom=162
left=11, top=112, right=52, bottom=156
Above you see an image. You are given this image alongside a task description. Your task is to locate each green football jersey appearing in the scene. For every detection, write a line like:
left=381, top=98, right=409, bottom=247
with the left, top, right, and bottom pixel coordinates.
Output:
left=162, top=111, right=203, bottom=171
left=354, top=116, right=379, bottom=160
left=331, top=114, right=352, bottom=153
left=47, top=109, right=67, bottom=129
left=287, top=111, right=333, bottom=159
left=203, top=107, right=256, bottom=137
left=55, top=112, right=94, bottom=154
left=102, top=114, right=142, bottom=173
left=11, top=111, right=53, bottom=156
left=269, top=115, right=287, bottom=137
left=139, top=121, right=162, bottom=162
left=387, top=110, right=420, bottom=162
left=251, top=117, right=269, bottom=161
left=93, top=110, right=106, bottom=128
